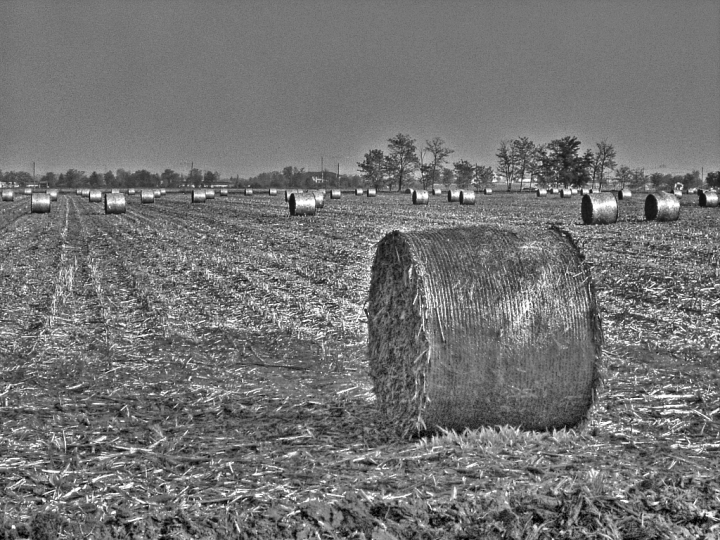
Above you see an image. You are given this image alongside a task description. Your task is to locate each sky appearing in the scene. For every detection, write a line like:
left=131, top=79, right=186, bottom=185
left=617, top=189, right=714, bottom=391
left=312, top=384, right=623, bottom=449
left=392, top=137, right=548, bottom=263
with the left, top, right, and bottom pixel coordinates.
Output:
left=1, top=0, right=718, bottom=179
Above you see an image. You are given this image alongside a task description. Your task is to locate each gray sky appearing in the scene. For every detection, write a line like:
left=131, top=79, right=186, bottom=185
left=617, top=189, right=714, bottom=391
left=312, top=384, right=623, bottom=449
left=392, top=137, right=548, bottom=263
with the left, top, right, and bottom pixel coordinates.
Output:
left=2, top=0, right=718, bottom=178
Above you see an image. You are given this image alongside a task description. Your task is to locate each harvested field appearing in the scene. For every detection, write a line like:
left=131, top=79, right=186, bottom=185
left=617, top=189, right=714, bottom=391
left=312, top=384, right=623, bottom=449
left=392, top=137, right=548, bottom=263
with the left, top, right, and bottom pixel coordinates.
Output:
left=0, top=191, right=719, bottom=538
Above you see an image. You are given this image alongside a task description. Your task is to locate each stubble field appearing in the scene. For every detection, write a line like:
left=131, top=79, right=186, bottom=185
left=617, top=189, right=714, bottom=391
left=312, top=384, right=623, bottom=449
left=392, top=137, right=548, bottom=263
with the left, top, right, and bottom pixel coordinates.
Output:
left=0, top=189, right=719, bottom=539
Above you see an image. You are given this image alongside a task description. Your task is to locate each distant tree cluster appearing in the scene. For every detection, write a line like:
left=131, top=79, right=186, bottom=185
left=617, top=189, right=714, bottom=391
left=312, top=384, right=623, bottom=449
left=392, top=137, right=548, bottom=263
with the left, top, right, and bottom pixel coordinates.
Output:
left=0, top=168, right=223, bottom=189
left=244, top=167, right=364, bottom=189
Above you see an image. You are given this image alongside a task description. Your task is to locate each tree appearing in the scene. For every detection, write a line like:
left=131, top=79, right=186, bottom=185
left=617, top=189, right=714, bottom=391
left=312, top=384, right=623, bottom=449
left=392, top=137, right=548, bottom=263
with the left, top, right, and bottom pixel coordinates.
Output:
left=615, top=165, right=632, bottom=189
left=203, top=170, right=219, bottom=187
left=62, top=169, right=86, bottom=188
left=40, top=172, right=57, bottom=188
left=423, top=137, right=454, bottom=190
left=549, top=136, right=590, bottom=188
left=357, top=149, right=386, bottom=189
left=103, top=170, right=115, bottom=187
left=384, top=133, right=418, bottom=192
left=161, top=169, right=180, bottom=188
left=650, top=172, right=671, bottom=191
left=88, top=171, right=102, bottom=188
left=187, top=168, right=202, bottom=187
left=454, top=160, right=475, bottom=189
left=592, top=140, right=617, bottom=191
left=496, top=140, right=517, bottom=190
left=512, top=137, right=536, bottom=190
left=629, top=168, right=646, bottom=189
left=473, top=164, right=494, bottom=186
left=707, top=171, right=720, bottom=188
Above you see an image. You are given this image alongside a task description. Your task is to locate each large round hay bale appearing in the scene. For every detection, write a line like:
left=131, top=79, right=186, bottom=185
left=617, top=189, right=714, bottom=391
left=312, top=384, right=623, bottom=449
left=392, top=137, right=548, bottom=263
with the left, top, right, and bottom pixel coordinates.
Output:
left=24, top=188, right=32, bottom=196
left=699, top=191, right=719, bottom=208
left=483, top=188, right=493, bottom=195
left=312, top=190, right=325, bottom=209
left=289, top=192, right=317, bottom=216
left=459, top=190, right=476, bottom=205
left=367, top=188, right=377, bottom=197
left=268, top=188, right=278, bottom=196
left=244, top=188, right=253, bottom=196
left=2, top=189, right=14, bottom=202
left=88, top=189, right=103, bottom=203
left=412, top=189, right=429, bottom=205
left=536, top=188, right=547, bottom=197
left=192, top=189, right=206, bottom=203
left=355, top=188, right=364, bottom=196
left=220, top=188, right=229, bottom=196
left=617, top=189, right=632, bottom=200
left=141, top=190, right=155, bottom=203
left=47, top=189, right=59, bottom=201
left=30, top=193, right=51, bottom=213
left=205, top=189, right=215, bottom=199
left=104, top=193, right=126, bottom=214
left=368, top=225, right=602, bottom=435
left=284, top=189, right=300, bottom=202
left=330, top=189, right=341, bottom=199
left=432, top=188, right=442, bottom=196
left=645, top=192, right=680, bottom=222
left=581, top=193, right=618, bottom=225
left=560, top=188, right=572, bottom=198
left=447, top=189, right=460, bottom=202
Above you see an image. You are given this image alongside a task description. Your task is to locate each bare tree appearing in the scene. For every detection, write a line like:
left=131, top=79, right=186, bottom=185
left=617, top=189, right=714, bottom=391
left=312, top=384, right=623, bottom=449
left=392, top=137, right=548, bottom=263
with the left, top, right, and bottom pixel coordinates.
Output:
left=512, top=137, right=536, bottom=191
left=496, top=140, right=518, bottom=190
left=424, top=137, right=454, bottom=190
left=384, top=133, right=419, bottom=192
left=593, top=140, right=617, bottom=191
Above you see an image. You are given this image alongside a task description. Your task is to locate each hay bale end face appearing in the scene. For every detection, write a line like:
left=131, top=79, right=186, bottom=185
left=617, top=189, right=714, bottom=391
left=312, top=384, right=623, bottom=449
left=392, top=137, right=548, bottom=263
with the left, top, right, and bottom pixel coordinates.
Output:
left=330, top=189, right=341, bottom=199
left=645, top=192, right=680, bottom=222
left=459, top=190, right=476, bottom=205
left=367, top=188, right=377, bottom=197
left=412, top=189, right=429, bottom=205
left=312, top=190, right=325, bottom=209
left=1, top=190, right=14, bottom=202
left=699, top=191, right=719, bottom=207
left=30, top=193, right=51, bottom=213
left=618, top=189, right=632, bottom=200
left=367, top=225, right=602, bottom=435
left=289, top=192, right=317, bottom=216
left=447, top=189, right=460, bottom=202
left=192, top=190, right=206, bottom=203
left=88, top=189, right=103, bottom=203
left=536, top=188, right=547, bottom=197
left=104, top=193, right=126, bottom=214
left=141, top=190, right=155, bottom=203
left=581, top=193, right=618, bottom=225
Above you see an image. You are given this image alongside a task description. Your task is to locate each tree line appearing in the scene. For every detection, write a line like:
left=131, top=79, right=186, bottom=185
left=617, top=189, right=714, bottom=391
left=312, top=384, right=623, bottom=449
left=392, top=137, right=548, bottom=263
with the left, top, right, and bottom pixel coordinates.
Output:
left=0, top=168, right=224, bottom=189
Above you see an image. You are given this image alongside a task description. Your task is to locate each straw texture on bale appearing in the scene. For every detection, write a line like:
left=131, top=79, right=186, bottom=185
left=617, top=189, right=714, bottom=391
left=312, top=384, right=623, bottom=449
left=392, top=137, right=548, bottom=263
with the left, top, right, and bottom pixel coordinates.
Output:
left=367, top=188, right=377, bottom=197
left=220, top=188, right=229, bottom=196
left=618, top=189, right=632, bottom=200
left=141, top=190, right=155, bottom=204
left=312, top=191, right=325, bottom=209
left=367, top=225, right=602, bottom=435
left=330, top=189, right=341, bottom=199
left=192, top=190, right=206, bottom=203
left=581, top=193, right=618, bottom=225
left=289, top=193, right=317, bottom=216
left=24, top=188, right=32, bottom=195
left=447, top=189, right=460, bottom=202
left=459, top=190, right=476, bottom=205
left=412, top=189, right=429, bottom=205
left=672, top=189, right=682, bottom=198
left=269, top=188, right=278, bottom=196
left=432, top=188, right=442, bottom=196
left=205, top=189, right=215, bottom=199
left=47, top=189, right=59, bottom=201
left=355, top=188, right=364, bottom=196
left=536, top=188, right=547, bottom=197
left=2, top=190, right=14, bottom=202
left=483, top=188, right=493, bottom=195
left=104, top=193, right=127, bottom=214
left=560, top=189, right=572, bottom=198
left=645, top=192, right=680, bottom=222
left=245, top=189, right=253, bottom=196
left=30, top=193, right=51, bottom=213
left=699, top=191, right=719, bottom=208
left=88, top=189, right=103, bottom=203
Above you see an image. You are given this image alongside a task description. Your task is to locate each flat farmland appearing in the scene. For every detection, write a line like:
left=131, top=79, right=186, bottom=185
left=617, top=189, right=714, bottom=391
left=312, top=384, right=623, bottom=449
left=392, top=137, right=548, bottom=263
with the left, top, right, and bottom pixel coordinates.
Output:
left=0, top=190, right=719, bottom=539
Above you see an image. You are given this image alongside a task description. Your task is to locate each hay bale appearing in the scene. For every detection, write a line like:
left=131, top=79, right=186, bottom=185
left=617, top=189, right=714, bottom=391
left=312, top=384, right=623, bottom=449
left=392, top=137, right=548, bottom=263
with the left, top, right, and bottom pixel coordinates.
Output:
left=289, top=192, right=316, bottom=216
left=312, top=190, right=325, bottom=209
left=160, top=188, right=167, bottom=196
left=560, top=188, right=572, bottom=198
left=244, top=188, right=253, bottom=196
left=405, top=188, right=414, bottom=194
left=153, top=189, right=162, bottom=198
left=88, top=189, right=103, bottom=203
left=484, top=188, right=493, bottom=195
left=367, top=225, right=602, bottom=435
left=81, top=189, right=90, bottom=197
left=432, top=188, right=442, bottom=196
left=104, top=193, right=126, bottom=214
left=367, top=188, right=377, bottom=197
left=459, top=190, right=476, bottom=205
left=111, top=188, right=120, bottom=194
left=30, top=193, right=51, bottom=213
left=355, top=188, right=364, bottom=196
left=617, top=189, right=632, bottom=200
left=581, top=193, right=618, bottom=225
left=24, top=188, right=32, bottom=195
left=672, top=189, right=683, bottom=198
left=2, top=189, right=14, bottom=202
left=205, top=189, right=216, bottom=199
left=645, top=192, right=680, bottom=222
left=269, top=188, right=278, bottom=196
left=192, top=189, right=206, bottom=203
left=220, top=188, right=229, bottom=196
left=687, top=188, right=697, bottom=195
left=536, top=188, right=547, bottom=197
left=447, top=189, right=460, bottom=202
left=128, top=188, right=136, bottom=195
left=412, top=189, right=429, bottom=205
left=550, top=188, right=560, bottom=195
left=570, top=188, right=578, bottom=195
left=580, top=188, right=590, bottom=195
left=699, top=191, right=719, bottom=207
left=47, top=189, right=59, bottom=201
left=330, top=189, right=341, bottom=199
left=141, top=190, right=155, bottom=204
left=285, top=189, right=300, bottom=202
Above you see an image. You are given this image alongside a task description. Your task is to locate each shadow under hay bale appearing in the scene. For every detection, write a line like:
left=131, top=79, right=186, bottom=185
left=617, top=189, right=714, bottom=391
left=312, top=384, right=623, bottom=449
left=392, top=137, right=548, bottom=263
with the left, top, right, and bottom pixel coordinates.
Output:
left=330, top=189, right=341, bottom=199
left=368, top=226, right=602, bottom=435
left=645, top=192, right=680, bottom=222
left=459, top=190, right=476, bottom=205
left=581, top=192, right=618, bottom=225
left=104, top=193, right=126, bottom=214
left=88, top=189, right=103, bottom=203
left=367, top=187, right=377, bottom=197
left=289, top=192, right=317, bottom=216
left=447, top=189, right=460, bottom=202
left=699, top=191, right=719, bottom=207
left=31, top=193, right=51, bottom=213
left=412, top=189, right=429, bottom=205
left=618, top=189, right=632, bottom=200
left=192, top=190, right=206, bottom=203
left=1, top=189, right=14, bottom=202
left=141, top=190, right=155, bottom=203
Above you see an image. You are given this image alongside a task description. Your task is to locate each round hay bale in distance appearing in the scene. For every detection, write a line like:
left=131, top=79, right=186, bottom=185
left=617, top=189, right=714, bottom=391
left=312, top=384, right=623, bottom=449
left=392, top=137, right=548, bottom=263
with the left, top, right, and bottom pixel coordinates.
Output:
left=312, top=190, right=325, bottom=209
left=141, top=190, right=155, bottom=204
left=699, top=191, right=719, bottom=207
left=580, top=188, right=590, bottom=195
left=192, top=189, right=206, bottom=203
left=160, top=188, right=167, bottom=196
left=645, top=192, right=680, bottom=222
left=367, top=225, right=602, bottom=435
left=24, top=188, right=32, bottom=195
left=244, top=188, right=253, bottom=196
left=30, top=193, right=51, bottom=213
left=405, top=188, right=413, bottom=194
left=289, top=192, right=317, bottom=216
left=570, top=188, right=578, bottom=195
left=205, top=189, right=215, bottom=199
left=47, top=189, right=59, bottom=201
left=560, top=188, right=572, bottom=198
left=220, top=188, right=229, bottom=196
left=127, top=188, right=136, bottom=195
left=550, top=188, right=560, bottom=195
left=412, top=189, right=429, bottom=205
left=284, top=189, right=300, bottom=202
left=104, top=193, right=126, bottom=214
left=581, top=193, right=618, bottom=225
left=483, top=188, right=493, bottom=195
left=355, top=188, right=364, bottom=196
left=617, top=189, right=632, bottom=200
left=367, top=188, right=377, bottom=197
left=153, top=189, right=162, bottom=198
left=330, top=189, right=341, bottom=199
left=268, top=188, right=278, bottom=196
left=536, top=188, right=547, bottom=197
left=432, top=188, right=442, bottom=196
left=1, top=189, right=14, bottom=202
left=459, top=190, right=476, bottom=205
left=447, top=189, right=460, bottom=202
left=111, top=188, right=120, bottom=194
left=88, top=189, right=103, bottom=203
